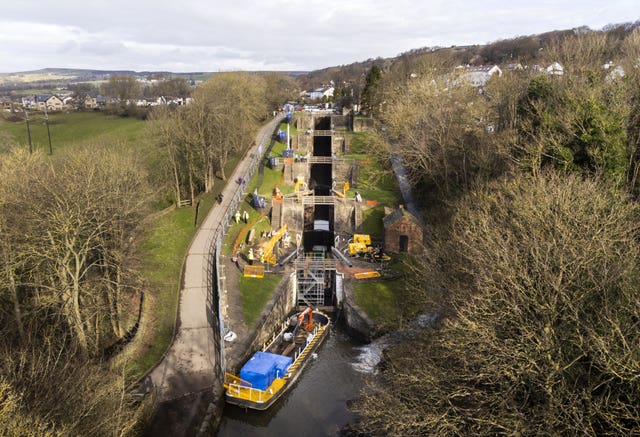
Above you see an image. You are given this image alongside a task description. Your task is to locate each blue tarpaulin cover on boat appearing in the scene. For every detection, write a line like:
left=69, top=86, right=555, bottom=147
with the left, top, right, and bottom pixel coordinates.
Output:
left=270, top=353, right=293, bottom=378
left=240, top=352, right=293, bottom=391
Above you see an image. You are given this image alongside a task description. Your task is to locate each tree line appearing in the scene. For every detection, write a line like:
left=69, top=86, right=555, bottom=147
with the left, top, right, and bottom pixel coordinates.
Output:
left=147, top=72, right=296, bottom=204
left=349, top=27, right=640, bottom=436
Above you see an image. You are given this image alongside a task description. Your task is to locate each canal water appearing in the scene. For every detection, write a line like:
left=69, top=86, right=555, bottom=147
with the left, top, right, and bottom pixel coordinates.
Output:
left=217, top=324, right=367, bottom=436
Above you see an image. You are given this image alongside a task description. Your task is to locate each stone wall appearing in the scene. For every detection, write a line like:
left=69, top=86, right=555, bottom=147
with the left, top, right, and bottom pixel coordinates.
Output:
left=353, top=117, right=374, bottom=132
left=280, top=199, right=304, bottom=235
left=295, top=114, right=315, bottom=131
left=334, top=200, right=356, bottom=237
left=331, top=115, right=351, bottom=130
left=331, top=134, right=346, bottom=154
left=332, top=160, right=358, bottom=187
left=293, top=134, right=313, bottom=153
left=224, top=273, right=296, bottom=373
left=341, top=279, right=377, bottom=342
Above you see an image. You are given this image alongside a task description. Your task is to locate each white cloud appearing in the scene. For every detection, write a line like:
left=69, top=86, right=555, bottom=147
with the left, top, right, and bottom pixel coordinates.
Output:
left=0, top=1, right=637, bottom=73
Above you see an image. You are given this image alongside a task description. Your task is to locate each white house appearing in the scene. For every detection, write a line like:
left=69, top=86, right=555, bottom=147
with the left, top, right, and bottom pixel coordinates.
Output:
left=306, top=86, right=334, bottom=100
left=458, top=65, right=502, bottom=87
left=546, top=62, right=564, bottom=76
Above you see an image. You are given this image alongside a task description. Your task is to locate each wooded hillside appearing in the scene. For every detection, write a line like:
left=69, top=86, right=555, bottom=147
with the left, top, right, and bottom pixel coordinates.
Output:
left=349, top=25, right=640, bottom=436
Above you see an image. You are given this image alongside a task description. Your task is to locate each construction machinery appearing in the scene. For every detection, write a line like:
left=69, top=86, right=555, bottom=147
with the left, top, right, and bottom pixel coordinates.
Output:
left=294, top=176, right=306, bottom=193
left=262, top=224, right=288, bottom=265
left=347, top=234, right=372, bottom=256
left=347, top=234, right=391, bottom=261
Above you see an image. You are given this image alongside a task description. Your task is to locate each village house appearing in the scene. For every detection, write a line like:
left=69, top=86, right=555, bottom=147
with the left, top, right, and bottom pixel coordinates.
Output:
left=306, top=86, right=335, bottom=100
left=382, top=205, right=423, bottom=255
left=458, top=65, right=502, bottom=87
left=84, top=95, right=107, bottom=109
left=1, top=97, right=15, bottom=112
left=546, top=62, right=564, bottom=76
left=34, top=94, right=64, bottom=111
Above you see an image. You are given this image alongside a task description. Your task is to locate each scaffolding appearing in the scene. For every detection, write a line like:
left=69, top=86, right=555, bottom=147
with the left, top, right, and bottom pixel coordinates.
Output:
left=294, top=255, right=336, bottom=307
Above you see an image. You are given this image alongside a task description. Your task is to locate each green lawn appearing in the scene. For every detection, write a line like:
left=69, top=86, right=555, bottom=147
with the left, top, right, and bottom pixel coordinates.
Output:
left=270, top=139, right=287, bottom=157
left=132, top=207, right=194, bottom=376
left=353, top=277, right=406, bottom=332
left=280, top=121, right=298, bottom=136
left=359, top=206, right=386, bottom=237
left=0, top=111, right=145, bottom=154
left=239, top=273, right=283, bottom=327
left=221, top=205, right=271, bottom=256
left=344, top=140, right=402, bottom=239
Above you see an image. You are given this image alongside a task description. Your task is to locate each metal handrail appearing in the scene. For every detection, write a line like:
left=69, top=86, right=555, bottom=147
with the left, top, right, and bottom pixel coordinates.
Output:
left=206, top=115, right=284, bottom=376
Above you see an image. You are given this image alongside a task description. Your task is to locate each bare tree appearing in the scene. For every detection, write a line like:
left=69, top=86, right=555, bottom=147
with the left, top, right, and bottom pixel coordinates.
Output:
left=101, top=75, right=142, bottom=113
left=189, top=72, right=266, bottom=183
left=262, top=72, right=297, bottom=113
left=352, top=171, right=640, bottom=436
left=380, top=73, right=500, bottom=195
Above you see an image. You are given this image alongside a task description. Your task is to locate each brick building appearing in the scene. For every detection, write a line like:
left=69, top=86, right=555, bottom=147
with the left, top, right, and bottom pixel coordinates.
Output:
left=382, top=206, right=423, bottom=255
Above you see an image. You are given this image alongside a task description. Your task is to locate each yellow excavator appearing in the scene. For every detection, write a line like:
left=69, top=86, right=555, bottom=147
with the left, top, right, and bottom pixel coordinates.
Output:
left=261, top=224, right=288, bottom=265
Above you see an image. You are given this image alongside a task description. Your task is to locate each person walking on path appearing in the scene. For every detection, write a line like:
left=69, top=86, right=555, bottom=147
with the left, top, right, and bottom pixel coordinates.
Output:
left=248, top=248, right=254, bottom=265
left=242, top=210, right=249, bottom=223
left=234, top=210, right=240, bottom=223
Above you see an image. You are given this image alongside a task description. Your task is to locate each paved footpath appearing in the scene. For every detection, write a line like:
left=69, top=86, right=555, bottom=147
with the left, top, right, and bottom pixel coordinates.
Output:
left=150, top=117, right=282, bottom=402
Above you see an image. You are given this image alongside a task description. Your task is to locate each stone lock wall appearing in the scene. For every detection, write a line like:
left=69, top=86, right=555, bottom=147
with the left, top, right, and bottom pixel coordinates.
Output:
left=332, top=160, right=358, bottom=187
left=225, top=274, right=296, bottom=373
left=353, top=117, right=374, bottom=132
left=295, top=114, right=315, bottom=131
left=331, top=115, right=350, bottom=131
left=333, top=200, right=357, bottom=236
left=280, top=199, right=304, bottom=235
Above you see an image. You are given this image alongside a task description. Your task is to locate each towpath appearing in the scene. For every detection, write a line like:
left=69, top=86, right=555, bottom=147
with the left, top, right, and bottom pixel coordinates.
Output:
left=390, top=154, right=420, bottom=218
left=149, top=116, right=282, bottom=402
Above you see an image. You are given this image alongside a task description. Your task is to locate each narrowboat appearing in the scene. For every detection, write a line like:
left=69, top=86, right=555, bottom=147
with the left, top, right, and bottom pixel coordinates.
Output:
left=223, top=307, right=330, bottom=410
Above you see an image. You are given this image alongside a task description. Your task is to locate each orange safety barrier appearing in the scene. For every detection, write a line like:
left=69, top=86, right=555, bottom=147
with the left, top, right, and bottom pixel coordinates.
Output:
left=354, top=271, right=381, bottom=279
left=243, top=265, right=265, bottom=278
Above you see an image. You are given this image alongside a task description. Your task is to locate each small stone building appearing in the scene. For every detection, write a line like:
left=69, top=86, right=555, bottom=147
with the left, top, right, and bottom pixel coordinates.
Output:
left=382, top=206, right=423, bottom=255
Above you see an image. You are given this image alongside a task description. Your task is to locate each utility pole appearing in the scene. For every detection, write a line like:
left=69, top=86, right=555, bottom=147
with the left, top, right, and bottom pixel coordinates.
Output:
left=24, top=110, right=32, bottom=154
left=44, top=105, right=52, bottom=154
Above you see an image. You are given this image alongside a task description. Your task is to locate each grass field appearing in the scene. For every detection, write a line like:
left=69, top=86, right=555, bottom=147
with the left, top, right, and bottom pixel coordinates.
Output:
left=131, top=206, right=196, bottom=376
left=0, top=111, right=146, bottom=154
left=239, top=273, right=284, bottom=327
left=345, top=132, right=412, bottom=329
left=344, top=133, right=402, bottom=240
left=353, top=278, right=406, bottom=331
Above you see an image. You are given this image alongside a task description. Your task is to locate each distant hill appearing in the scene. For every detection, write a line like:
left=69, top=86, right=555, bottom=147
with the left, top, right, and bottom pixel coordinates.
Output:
left=0, top=68, right=310, bottom=95
left=0, top=68, right=213, bottom=87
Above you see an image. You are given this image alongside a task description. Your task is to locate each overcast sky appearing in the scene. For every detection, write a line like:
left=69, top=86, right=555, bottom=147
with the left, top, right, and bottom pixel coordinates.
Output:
left=0, top=1, right=637, bottom=73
